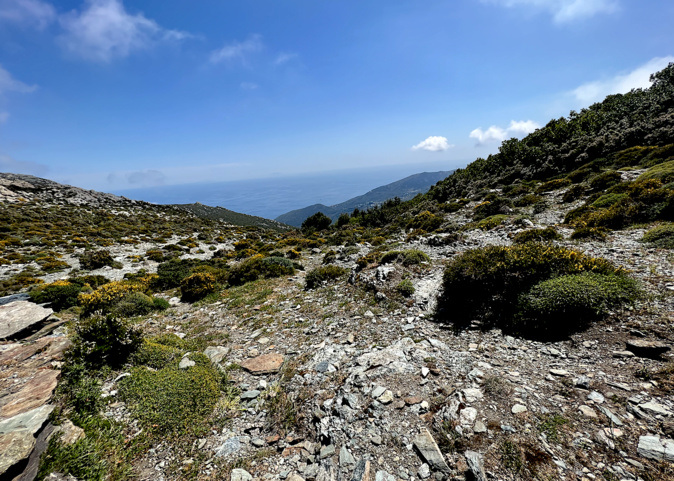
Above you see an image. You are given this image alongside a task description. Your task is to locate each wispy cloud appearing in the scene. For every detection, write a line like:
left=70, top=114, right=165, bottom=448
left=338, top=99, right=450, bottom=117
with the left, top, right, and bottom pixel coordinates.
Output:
left=572, top=56, right=674, bottom=105
left=0, top=0, right=56, bottom=29
left=0, top=153, right=49, bottom=175
left=274, top=52, right=297, bottom=66
left=58, top=0, right=192, bottom=62
left=210, top=34, right=263, bottom=64
left=0, top=65, right=37, bottom=95
left=470, top=120, right=540, bottom=145
left=411, top=136, right=454, bottom=152
left=482, top=0, right=618, bottom=23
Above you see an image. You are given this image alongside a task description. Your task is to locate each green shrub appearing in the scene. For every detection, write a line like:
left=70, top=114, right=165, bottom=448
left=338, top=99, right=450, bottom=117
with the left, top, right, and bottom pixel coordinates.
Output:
left=562, top=184, right=587, bottom=203
left=641, top=223, right=674, bottom=248
left=305, top=265, right=348, bottom=289
left=180, top=272, right=217, bottom=302
left=152, top=297, right=170, bottom=310
left=513, top=194, right=542, bottom=207
left=132, top=339, right=183, bottom=369
left=110, top=291, right=156, bottom=317
left=119, top=365, right=221, bottom=435
left=589, top=171, right=622, bottom=191
left=638, top=160, right=674, bottom=184
left=571, top=226, right=608, bottom=241
left=68, top=314, right=143, bottom=368
left=322, top=250, right=337, bottom=264
left=145, top=249, right=164, bottom=262
left=301, top=212, right=332, bottom=233
left=536, top=178, right=571, bottom=193
left=436, top=243, right=631, bottom=339
left=79, top=250, right=115, bottom=270
left=396, top=279, right=415, bottom=297
left=408, top=211, right=444, bottom=231
left=512, top=227, right=562, bottom=244
left=515, top=272, right=641, bottom=337
left=566, top=167, right=594, bottom=184
left=30, top=280, right=82, bottom=311
left=473, top=197, right=513, bottom=221
left=156, top=258, right=199, bottom=289
left=227, top=255, right=295, bottom=286
left=69, top=275, right=110, bottom=289
left=591, top=193, right=629, bottom=208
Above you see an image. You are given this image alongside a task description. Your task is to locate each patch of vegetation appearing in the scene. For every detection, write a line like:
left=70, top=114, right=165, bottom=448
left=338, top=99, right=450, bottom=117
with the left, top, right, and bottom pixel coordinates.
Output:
left=436, top=242, right=639, bottom=339
left=537, top=414, right=568, bottom=443
left=513, top=194, right=543, bottom=207
left=536, top=178, right=571, bottom=193
left=227, top=255, right=295, bottom=286
left=407, top=210, right=443, bottom=231
left=79, top=250, right=118, bottom=270
left=67, top=314, right=143, bottom=368
left=379, top=249, right=430, bottom=266
left=30, top=280, right=82, bottom=312
left=301, top=212, right=332, bottom=233
left=571, top=226, right=609, bottom=241
left=305, top=265, right=348, bottom=289
left=638, top=160, right=674, bottom=184
left=181, top=272, right=218, bottom=302
left=473, top=196, right=513, bottom=221
left=589, top=171, right=622, bottom=191
left=512, top=227, right=561, bottom=244
left=641, top=223, right=674, bottom=248
left=110, top=291, right=159, bottom=317
left=396, top=279, right=415, bottom=297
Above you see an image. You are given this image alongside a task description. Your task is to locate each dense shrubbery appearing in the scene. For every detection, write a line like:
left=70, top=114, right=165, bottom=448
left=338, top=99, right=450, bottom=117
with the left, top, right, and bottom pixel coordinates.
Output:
left=227, top=255, right=295, bottom=286
left=305, top=265, right=348, bottom=289
left=641, top=223, right=674, bottom=248
left=536, top=178, right=571, bottom=193
left=396, top=279, right=415, bottom=297
left=110, top=291, right=159, bottom=317
left=473, top=196, right=513, bottom=221
left=436, top=242, right=639, bottom=339
left=301, top=212, right=332, bottom=233
left=67, top=314, right=143, bottom=368
left=379, top=249, right=430, bottom=266
left=407, top=211, right=443, bottom=231
left=30, top=280, right=82, bottom=311
left=180, top=272, right=217, bottom=302
left=512, top=227, right=561, bottom=244
left=79, top=250, right=116, bottom=270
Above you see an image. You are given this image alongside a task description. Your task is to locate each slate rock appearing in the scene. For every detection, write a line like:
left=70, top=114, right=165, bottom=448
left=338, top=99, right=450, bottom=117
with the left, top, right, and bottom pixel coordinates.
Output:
left=465, top=451, right=487, bottom=481
left=350, top=459, right=371, bottom=481
left=412, top=428, right=451, bottom=475
left=0, top=371, right=59, bottom=420
left=637, top=435, right=674, bottom=462
left=626, top=339, right=670, bottom=358
left=0, top=405, right=53, bottom=477
left=203, top=346, right=230, bottom=364
left=0, top=301, right=53, bottom=340
left=231, top=468, right=253, bottom=481
left=240, top=353, right=284, bottom=374
left=179, top=358, right=196, bottom=369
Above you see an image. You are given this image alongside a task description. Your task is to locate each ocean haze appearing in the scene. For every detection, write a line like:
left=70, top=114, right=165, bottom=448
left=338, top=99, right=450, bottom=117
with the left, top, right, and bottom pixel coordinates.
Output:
left=114, top=164, right=456, bottom=220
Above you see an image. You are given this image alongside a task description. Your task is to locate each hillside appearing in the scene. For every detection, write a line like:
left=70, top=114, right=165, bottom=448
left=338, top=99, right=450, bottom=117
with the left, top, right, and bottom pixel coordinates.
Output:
left=275, top=171, right=453, bottom=227
left=173, top=203, right=293, bottom=232
left=0, top=64, right=673, bottom=481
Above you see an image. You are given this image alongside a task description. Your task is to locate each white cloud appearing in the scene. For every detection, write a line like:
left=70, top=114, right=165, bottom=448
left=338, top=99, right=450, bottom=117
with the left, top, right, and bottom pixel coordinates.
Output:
left=0, top=153, right=49, bottom=175
left=240, top=82, right=258, bottom=90
left=0, top=65, right=37, bottom=95
left=274, top=52, right=297, bottom=66
left=210, top=34, right=263, bottom=64
left=483, top=0, right=617, bottom=23
left=0, top=112, right=9, bottom=124
left=411, top=136, right=454, bottom=152
left=58, top=0, right=191, bottom=62
left=0, top=0, right=56, bottom=29
left=572, top=56, right=674, bottom=105
left=470, top=120, right=540, bottom=145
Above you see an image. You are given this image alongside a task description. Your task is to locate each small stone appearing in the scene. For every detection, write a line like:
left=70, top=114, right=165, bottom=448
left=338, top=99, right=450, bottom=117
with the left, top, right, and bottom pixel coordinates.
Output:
left=179, top=358, right=196, bottom=369
left=371, top=386, right=386, bottom=399
left=511, top=404, right=527, bottom=414
left=404, top=396, right=423, bottom=405
left=575, top=375, right=591, bottom=390
left=639, top=401, right=673, bottom=417
left=378, top=390, right=394, bottom=405
left=637, top=435, right=674, bottom=462
left=340, top=446, right=356, bottom=469
left=588, top=391, right=605, bottom=404
left=371, top=435, right=383, bottom=446
left=315, top=361, right=330, bottom=373
left=203, top=346, right=230, bottom=364
left=240, top=353, right=284, bottom=374
left=251, top=438, right=265, bottom=447
left=612, top=350, right=635, bottom=358
left=421, top=367, right=430, bottom=378
left=460, top=407, right=478, bottom=427
left=0, top=301, right=53, bottom=340
left=320, top=444, right=335, bottom=459
left=417, top=463, right=431, bottom=479
left=473, top=420, right=487, bottom=433
left=549, top=369, right=569, bottom=377
left=579, top=405, right=598, bottom=418
left=465, top=451, right=487, bottom=481
left=626, top=339, right=670, bottom=358
left=375, top=470, right=395, bottom=481
left=462, top=388, right=483, bottom=403
left=412, top=428, right=451, bottom=475
left=231, top=468, right=253, bottom=481
left=240, top=390, right=261, bottom=400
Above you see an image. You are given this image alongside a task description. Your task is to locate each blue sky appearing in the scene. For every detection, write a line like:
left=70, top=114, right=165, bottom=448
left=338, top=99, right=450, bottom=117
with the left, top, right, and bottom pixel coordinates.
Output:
left=0, top=0, right=672, bottom=191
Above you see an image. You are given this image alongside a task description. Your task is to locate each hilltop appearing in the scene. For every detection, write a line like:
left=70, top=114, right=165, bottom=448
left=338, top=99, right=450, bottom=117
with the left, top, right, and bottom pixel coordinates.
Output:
left=0, top=64, right=673, bottom=481
left=275, top=171, right=453, bottom=227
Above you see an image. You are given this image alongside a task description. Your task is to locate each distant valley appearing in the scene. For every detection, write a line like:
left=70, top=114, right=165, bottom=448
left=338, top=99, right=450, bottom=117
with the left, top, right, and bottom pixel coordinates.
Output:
left=275, top=170, right=453, bottom=226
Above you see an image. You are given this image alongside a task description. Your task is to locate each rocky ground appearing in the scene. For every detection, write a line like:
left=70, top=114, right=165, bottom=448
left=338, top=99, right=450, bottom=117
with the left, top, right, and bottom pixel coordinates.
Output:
left=0, top=178, right=673, bottom=481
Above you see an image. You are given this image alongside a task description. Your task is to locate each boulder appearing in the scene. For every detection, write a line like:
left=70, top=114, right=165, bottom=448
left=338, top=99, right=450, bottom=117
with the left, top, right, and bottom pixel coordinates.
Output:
left=637, top=435, right=674, bottom=462
left=240, top=353, right=284, bottom=374
left=412, top=428, right=451, bottom=475
left=626, top=339, right=670, bottom=358
left=0, top=301, right=53, bottom=340
left=0, top=369, right=60, bottom=420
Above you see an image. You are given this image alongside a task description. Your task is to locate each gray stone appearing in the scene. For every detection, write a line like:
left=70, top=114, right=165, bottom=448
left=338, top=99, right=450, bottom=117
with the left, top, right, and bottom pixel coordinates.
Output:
left=511, top=404, right=527, bottom=414
left=251, top=438, right=265, bottom=447
left=588, top=391, right=605, bottom=404
left=0, top=404, right=53, bottom=435
left=343, top=393, right=359, bottom=409
left=320, top=444, right=336, bottom=459
left=597, top=406, right=623, bottom=426
left=287, top=475, right=305, bottom=481
left=626, top=339, right=670, bottom=358
left=637, top=435, right=674, bottom=462
left=371, top=386, right=386, bottom=399
left=412, top=428, right=451, bottom=475
left=0, top=301, right=53, bottom=340
left=575, top=375, right=591, bottom=390
left=179, top=357, right=196, bottom=369
left=417, top=463, right=431, bottom=479
left=316, top=361, right=330, bottom=373
left=579, top=405, right=598, bottom=418
left=231, top=468, right=253, bottom=481
left=473, top=421, right=487, bottom=433
left=203, top=346, right=230, bottom=364
left=339, top=446, right=356, bottom=469
left=0, top=405, right=53, bottom=477
left=350, top=459, right=371, bottom=481
left=465, top=451, right=487, bottom=481
left=639, top=401, right=673, bottom=417
left=375, top=471, right=395, bottom=481
left=240, top=390, right=261, bottom=400
left=215, top=437, right=243, bottom=457
left=462, top=388, right=483, bottom=403
left=378, top=390, right=394, bottom=405
left=612, top=350, right=635, bottom=358
left=549, top=369, right=569, bottom=377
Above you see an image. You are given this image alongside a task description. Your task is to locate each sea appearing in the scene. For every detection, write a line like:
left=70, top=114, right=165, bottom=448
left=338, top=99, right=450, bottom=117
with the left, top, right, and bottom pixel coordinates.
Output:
left=114, top=163, right=456, bottom=220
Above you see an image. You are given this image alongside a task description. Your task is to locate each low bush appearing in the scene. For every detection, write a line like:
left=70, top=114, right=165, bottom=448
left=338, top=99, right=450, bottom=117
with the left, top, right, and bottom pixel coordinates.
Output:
left=30, top=280, right=82, bottom=311
left=301, top=212, right=332, bottom=233
left=571, top=226, right=609, bottom=241
left=110, top=291, right=156, bottom=317
left=562, top=184, right=587, bottom=203
left=227, top=255, right=295, bottom=286
left=67, top=314, right=143, bottom=368
left=641, top=223, right=674, bottom=248
left=473, top=197, right=513, bottom=221
left=513, top=194, right=542, bottom=207
left=119, top=364, right=222, bottom=436
left=591, top=193, right=629, bottom=209
left=78, top=280, right=146, bottom=316
left=512, top=227, right=562, bottom=244
left=132, top=339, right=183, bottom=369
left=407, top=211, right=444, bottom=231
left=638, top=160, right=674, bottom=184
left=515, top=272, right=641, bottom=337
left=536, top=178, right=571, bottom=193
left=79, top=250, right=116, bottom=270
left=589, top=171, right=622, bottom=191
left=180, top=272, right=217, bottom=302
left=436, top=242, right=636, bottom=339
left=156, top=258, right=200, bottom=289
left=396, top=279, right=415, bottom=297
left=305, top=265, right=348, bottom=289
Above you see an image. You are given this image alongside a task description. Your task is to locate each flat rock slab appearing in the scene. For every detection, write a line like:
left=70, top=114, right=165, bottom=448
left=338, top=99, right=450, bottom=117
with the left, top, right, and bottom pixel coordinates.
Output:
left=240, top=353, right=284, bottom=374
left=626, top=339, right=670, bottom=358
left=0, top=369, right=60, bottom=420
left=638, top=435, right=674, bottom=462
left=412, top=428, right=451, bottom=475
left=0, top=404, right=53, bottom=477
left=0, top=301, right=53, bottom=340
